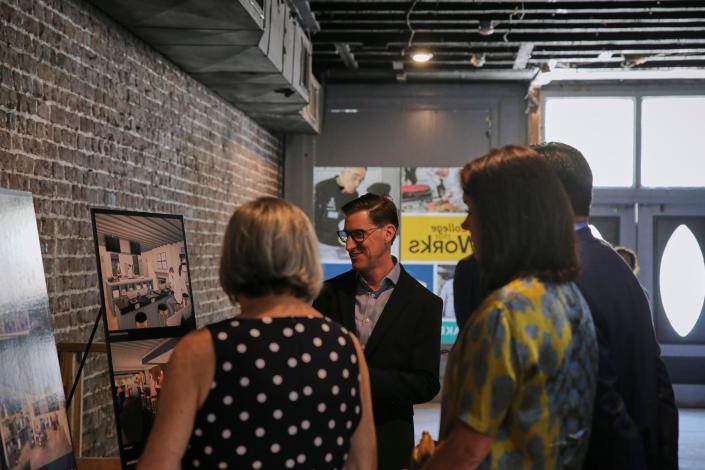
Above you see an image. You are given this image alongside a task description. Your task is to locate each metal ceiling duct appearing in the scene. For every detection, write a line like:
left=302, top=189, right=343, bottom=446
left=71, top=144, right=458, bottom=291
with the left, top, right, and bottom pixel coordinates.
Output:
left=88, top=0, right=319, bottom=132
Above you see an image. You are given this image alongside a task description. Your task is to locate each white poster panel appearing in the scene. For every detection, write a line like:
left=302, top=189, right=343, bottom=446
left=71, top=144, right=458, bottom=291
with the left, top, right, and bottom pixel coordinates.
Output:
left=0, top=189, right=76, bottom=470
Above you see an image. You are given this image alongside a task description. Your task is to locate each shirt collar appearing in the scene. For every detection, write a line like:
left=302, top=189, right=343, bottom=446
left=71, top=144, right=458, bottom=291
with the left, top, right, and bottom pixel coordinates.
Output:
left=387, top=257, right=401, bottom=284
left=574, top=221, right=589, bottom=231
left=358, top=257, right=401, bottom=292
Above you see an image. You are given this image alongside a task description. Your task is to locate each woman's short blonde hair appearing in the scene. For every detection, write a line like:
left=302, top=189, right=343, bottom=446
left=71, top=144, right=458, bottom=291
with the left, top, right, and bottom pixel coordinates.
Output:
left=219, top=197, right=323, bottom=302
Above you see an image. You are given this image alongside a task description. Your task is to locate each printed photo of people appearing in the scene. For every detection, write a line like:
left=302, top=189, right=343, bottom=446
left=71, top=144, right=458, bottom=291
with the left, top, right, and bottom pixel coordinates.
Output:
left=0, top=340, right=76, bottom=470
left=313, top=167, right=401, bottom=261
left=92, top=211, right=196, bottom=333
left=0, top=390, right=74, bottom=470
left=435, top=264, right=457, bottom=321
left=109, top=338, right=177, bottom=458
left=401, top=167, right=465, bottom=213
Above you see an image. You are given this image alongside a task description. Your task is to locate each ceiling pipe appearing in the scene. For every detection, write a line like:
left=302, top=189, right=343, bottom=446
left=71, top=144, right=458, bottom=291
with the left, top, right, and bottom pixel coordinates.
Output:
left=335, top=42, right=359, bottom=69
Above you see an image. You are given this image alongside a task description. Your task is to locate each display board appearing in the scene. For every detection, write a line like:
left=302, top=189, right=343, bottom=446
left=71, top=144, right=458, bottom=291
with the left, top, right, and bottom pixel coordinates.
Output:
left=0, top=189, right=77, bottom=470
left=314, top=167, right=472, bottom=344
left=400, top=167, right=472, bottom=344
left=91, top=209, right=197, bottom=467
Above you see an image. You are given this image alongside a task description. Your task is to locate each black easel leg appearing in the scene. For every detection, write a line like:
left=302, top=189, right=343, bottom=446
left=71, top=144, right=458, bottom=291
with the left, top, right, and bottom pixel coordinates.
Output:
left=66, top=306, right=104, bottom=409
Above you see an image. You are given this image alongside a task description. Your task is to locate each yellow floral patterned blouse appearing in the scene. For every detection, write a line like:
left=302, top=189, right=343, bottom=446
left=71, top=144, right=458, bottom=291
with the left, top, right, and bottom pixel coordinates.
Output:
left=440, top=276, right=598, bottom=469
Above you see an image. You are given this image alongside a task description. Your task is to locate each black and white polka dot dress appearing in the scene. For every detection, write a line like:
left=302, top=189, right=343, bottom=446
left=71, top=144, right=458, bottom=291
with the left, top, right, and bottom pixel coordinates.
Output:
left=182, top=315, right=362, bottom=469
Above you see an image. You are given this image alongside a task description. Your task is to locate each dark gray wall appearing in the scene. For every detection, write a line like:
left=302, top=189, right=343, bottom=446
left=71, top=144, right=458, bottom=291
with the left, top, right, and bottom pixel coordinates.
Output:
left=286, top=83, right=529, bottom=215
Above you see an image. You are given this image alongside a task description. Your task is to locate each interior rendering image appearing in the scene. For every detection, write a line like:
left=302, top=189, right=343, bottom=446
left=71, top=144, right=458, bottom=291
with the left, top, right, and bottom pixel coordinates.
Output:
left=93, top=213, right=195, bottom=332
left=109, top=338, right=177, bottom=456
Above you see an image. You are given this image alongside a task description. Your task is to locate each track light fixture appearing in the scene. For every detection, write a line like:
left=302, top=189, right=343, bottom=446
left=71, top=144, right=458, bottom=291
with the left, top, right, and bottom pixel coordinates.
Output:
left=412, top=51, right=433, bottom=63
left=478, top=21, right=495, bottom=36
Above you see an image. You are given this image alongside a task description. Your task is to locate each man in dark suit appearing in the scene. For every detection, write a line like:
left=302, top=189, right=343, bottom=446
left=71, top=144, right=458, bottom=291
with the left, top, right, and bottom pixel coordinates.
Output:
left=313, top=193, right=443, bottom=470
left=536, top=142, right=678, bottom=470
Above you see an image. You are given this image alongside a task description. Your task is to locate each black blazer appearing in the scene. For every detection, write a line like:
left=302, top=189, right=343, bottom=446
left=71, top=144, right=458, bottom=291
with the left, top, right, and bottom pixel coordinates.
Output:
left=575, top=227, right=678, bottom=470
left=313, top=266, right=442, bottom=468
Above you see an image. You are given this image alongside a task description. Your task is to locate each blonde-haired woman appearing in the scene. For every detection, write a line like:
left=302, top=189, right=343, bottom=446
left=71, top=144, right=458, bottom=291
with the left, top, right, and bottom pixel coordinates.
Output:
left=138, top=197, right=375, bottom=470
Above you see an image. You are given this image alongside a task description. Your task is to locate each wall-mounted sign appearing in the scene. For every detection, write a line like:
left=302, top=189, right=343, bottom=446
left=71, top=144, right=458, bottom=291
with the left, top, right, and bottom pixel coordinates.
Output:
left=400, top=214, right=472, bottom=262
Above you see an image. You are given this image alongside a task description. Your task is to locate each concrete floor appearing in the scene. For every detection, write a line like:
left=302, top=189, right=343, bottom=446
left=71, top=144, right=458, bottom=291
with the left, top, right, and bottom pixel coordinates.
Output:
left=413, top=403, right=705, bottom=469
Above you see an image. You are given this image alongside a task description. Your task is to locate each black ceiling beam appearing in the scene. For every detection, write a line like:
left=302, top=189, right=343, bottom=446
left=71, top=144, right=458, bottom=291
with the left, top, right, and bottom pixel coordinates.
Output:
left=316, top=25, right=705, bottom=34
left=532, top=48, right=705, bottom=56
left=314, top=10, right=705, bottom=18
left=316, top=10, right=705, bottom=21
left=314, top=55, right=518, bottom=63
left=317, top=18, right=705, bottom=27
left=536, top=43, right=705, bottom=52
left=325, top=47, right=705, bottom=57
left=314, top=30, right=705, bottom=44
left=316, top=8, right=705, bottom=16
left=311, top=1, right=704, bottom=8
left=319, top=67, right=537, bottom=81
left=315, top=50, right=518, bottom=57
left=320, top=39, right=705, bottom=48
left=315, top=58, right=705, bottom=75
left=568, top=59, right=705, bottom=68
left=313, top=52, right=705, bottom=64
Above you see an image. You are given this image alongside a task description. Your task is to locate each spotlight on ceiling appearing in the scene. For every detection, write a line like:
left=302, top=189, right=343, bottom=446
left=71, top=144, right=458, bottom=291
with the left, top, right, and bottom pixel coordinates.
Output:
left=412, top=51, right=433, bottom=63
left=470, top=52, right=486, bottom=67
left=478, top=21, right=495, bottom=36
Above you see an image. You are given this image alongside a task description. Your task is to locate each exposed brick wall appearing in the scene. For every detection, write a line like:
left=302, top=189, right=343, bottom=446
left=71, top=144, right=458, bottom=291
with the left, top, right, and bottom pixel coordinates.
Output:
left=0, top=0, right=283, bottom=457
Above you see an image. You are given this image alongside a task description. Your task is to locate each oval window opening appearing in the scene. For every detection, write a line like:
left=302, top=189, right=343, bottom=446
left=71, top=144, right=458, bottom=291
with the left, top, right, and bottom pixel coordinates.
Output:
left=660, top=224, right=705, bottom=337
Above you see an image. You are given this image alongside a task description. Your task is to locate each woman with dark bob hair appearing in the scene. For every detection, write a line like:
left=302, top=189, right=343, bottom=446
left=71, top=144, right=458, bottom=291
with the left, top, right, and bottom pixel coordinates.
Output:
left=423, top=146, right=598, bottom=469
left=138, top=197, right=375, bottom=470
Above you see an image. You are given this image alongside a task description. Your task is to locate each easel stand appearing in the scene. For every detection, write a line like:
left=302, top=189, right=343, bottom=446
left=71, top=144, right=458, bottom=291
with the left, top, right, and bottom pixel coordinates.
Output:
left=66, top=306, right=103, bottom=408
left=58, top=306, right=120, bottom=469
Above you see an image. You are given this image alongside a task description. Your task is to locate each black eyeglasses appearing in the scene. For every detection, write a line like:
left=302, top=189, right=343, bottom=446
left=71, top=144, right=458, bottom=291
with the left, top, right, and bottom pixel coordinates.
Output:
left=336, top=227, right=380, bottom=243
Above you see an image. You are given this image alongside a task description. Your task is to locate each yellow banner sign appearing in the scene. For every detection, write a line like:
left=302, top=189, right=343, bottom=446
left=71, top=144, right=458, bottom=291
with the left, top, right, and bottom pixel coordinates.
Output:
left=400, top=214, right=473, bottom=261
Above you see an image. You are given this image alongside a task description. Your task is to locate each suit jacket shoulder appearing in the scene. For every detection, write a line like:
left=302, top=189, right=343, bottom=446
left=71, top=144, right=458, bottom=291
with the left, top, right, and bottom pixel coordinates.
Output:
left=575, top=227, right=676, bottom=469
left=313, top=269, right=356, bottom=325
left=398, top=266, right=443, bottom=306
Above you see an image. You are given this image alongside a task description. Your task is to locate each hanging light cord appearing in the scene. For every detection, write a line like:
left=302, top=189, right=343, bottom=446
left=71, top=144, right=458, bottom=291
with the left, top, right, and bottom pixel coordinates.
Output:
left=403, top=0, right=421, bottom=55
left=504, top=1, right=526, bottom=42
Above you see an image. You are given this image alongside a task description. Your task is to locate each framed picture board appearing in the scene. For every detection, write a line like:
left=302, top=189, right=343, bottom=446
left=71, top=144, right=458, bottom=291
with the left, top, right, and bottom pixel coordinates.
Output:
left=0, top=188, right=77, bottom=470
left=90, top=209, right=198, bottom=467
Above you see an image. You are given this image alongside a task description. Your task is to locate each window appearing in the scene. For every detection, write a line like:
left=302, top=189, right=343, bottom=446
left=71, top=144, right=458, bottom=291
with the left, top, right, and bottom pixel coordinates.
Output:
left=543, top=93, right=705, bottom=189
left=111, top=253, right=119, bottom=277
left=544, top=97, right=635, bottom=187
left=641, top=96, right=705, bottom=187
left=157, top=252, right=167, bottom=270
left=132, top=255, right=140, bottom=276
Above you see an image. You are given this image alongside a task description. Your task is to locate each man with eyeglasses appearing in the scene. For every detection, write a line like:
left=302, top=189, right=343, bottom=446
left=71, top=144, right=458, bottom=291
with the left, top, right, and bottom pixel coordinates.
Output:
left=313, top=193, right=443, bottom=470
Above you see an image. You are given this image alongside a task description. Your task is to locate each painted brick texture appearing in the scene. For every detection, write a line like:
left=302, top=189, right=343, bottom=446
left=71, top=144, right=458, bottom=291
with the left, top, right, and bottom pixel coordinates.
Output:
left=0, top=0, right=283, bottom=457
